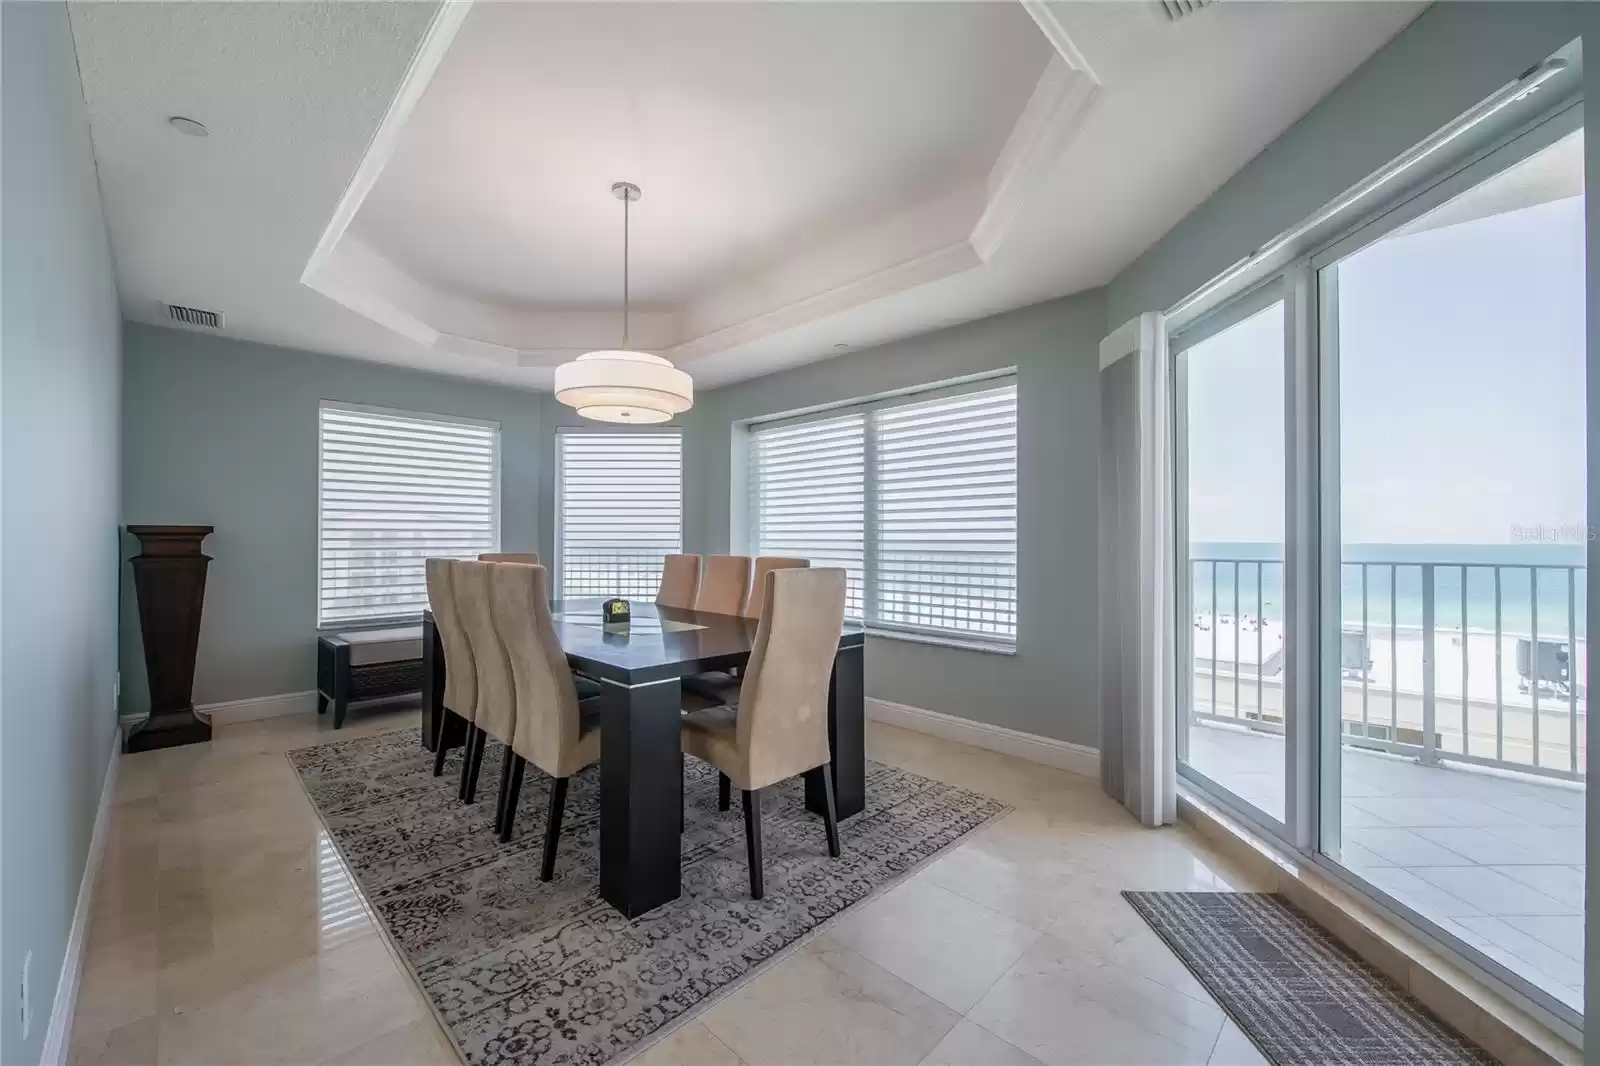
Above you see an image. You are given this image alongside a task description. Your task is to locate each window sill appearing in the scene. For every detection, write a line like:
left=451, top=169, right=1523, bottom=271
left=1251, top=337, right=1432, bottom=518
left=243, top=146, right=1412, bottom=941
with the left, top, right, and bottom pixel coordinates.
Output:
left=865, top=627, right=1017, bottom=657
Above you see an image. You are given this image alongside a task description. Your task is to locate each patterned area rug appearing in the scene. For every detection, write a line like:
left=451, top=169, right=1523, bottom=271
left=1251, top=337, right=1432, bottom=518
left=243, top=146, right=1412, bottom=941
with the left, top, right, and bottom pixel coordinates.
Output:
left=288, top=729, right=1009, bottom=1066
left=1123, top=892, right=1497, bottom=1066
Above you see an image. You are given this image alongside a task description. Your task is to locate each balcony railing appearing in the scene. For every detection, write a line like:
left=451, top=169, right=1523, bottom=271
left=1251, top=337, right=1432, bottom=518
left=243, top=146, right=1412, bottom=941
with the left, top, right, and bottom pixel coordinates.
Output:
left=1188, top=557, right=1587, bottom=781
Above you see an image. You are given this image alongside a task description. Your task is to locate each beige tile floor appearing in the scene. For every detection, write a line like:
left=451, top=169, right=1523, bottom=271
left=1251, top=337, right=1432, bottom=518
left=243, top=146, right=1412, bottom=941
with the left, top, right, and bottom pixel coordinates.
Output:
left=70, top=707, right=1274, bottom=1066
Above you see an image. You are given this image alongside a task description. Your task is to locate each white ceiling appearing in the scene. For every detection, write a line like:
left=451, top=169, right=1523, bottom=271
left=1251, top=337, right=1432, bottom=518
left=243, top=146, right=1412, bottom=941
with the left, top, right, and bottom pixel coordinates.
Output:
left=357, top=2, right=1051, bottom=310
left=68, top=1, right=1426, bottom=392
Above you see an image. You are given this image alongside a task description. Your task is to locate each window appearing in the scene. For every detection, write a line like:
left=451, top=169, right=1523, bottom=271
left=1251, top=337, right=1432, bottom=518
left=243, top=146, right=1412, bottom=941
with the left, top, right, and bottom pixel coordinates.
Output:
left=317, top=402, right=499, bottom=628
left=749, top=413, right=865, bottom=616
left=557, top=430, right=683, bottom=598
left=747, top=378, right=1017, bottom=646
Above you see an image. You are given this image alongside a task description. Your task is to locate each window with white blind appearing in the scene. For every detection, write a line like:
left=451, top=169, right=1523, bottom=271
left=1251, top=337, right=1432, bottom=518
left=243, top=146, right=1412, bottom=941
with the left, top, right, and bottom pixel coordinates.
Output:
left=556, top=430, right=683, bottom=598
left=749, top=413, right=866, bottom=617
left=317, top=402, right=499, bottom=628
left=747, top=378, right=1017, bottom=646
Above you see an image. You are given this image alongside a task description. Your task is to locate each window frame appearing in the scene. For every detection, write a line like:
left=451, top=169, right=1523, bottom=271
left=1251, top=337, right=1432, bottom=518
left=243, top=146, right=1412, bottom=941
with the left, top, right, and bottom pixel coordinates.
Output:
left=315, top=399, right=501, bottom=630
left=553, top=425, right=685, bottom=600
left=742, top=372, right=1019, bottom=652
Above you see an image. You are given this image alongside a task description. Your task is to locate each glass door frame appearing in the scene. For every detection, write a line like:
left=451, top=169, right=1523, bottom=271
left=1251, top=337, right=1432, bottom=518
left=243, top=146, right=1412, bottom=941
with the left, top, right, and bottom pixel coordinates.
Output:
left=1168, top=82, right=1587, bottom=1038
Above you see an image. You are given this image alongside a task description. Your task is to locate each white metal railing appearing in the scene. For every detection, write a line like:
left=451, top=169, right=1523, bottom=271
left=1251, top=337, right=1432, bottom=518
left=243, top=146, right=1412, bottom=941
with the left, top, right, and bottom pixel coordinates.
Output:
left=1189, top=557, right=1587, bottom=781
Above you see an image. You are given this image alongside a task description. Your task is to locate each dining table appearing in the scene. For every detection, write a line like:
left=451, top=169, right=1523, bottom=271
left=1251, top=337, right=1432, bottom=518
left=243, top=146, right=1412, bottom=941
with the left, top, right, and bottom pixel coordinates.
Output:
left=420, top=598, right=866, bottom=918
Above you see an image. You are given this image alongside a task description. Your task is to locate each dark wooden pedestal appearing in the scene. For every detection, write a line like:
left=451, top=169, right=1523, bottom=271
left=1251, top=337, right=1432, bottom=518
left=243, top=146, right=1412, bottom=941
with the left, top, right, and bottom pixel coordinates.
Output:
left=125, top=525, right=214, bottom=752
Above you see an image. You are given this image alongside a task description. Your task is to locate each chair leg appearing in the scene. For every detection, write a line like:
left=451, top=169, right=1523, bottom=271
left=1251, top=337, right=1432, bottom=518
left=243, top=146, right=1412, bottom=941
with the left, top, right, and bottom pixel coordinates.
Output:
left=461, top=727, right=487, bottom=804
left=499, top=755, right=526, bottom=843
left=432, top=711, right=455, bottom=777
left=718, top=773, right=731, bottom=812
left=456, top=725, right=478, bottom=800
left=317, top=692, right=328, bottom=715
left=494, top=747, right=517, bottom=835
left=742, top=788, right=764, bottom=900
left=819, top=764, right=841, bottom=858
left=333, top=695, right=349, bottom=729
left=540, top=776, right=569, bottom=881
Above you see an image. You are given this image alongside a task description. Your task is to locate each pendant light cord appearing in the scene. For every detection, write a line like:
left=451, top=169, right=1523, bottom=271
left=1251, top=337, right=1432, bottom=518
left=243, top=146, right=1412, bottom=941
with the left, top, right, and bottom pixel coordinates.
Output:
left=621, top=193, right=631, bottom=349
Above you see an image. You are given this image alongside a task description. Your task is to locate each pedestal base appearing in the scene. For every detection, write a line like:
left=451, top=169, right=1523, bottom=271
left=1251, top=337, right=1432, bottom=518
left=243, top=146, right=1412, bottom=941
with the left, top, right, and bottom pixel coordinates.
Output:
left=125, top=707, right=213, bottom=752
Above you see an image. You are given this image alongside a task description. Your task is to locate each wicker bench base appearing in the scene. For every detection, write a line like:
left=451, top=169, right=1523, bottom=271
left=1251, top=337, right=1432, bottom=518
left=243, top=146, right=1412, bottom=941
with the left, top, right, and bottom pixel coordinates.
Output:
left=317, top=632, right=425, bottom=728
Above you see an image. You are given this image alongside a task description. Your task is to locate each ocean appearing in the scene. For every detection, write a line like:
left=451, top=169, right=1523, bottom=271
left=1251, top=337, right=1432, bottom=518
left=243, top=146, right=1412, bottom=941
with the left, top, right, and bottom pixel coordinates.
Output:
left=1190, top=542, right=1589, bottom=640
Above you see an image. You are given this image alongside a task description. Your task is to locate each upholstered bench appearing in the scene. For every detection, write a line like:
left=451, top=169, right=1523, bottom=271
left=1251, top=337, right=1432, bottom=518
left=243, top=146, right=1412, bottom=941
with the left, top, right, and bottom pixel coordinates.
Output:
left=316, top=626, right=425, bottom=728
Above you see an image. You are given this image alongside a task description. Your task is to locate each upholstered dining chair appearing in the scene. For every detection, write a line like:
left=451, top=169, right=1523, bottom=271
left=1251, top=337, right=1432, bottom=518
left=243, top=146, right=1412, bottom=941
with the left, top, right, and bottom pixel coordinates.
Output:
left=684, top=556, right=812, bottom=703
left=490, top=562, right=602, bottom=876
left=656, top=554, right=701, bottom=610
left=680, top=567, right=847, bottom=899
left=741, top=556, right=810, bottom=619
left=694, top=555, right=752, bottom=616
left=427, top=558, right=478, bottom=780
left=452, top=560, right=519, bottom=810
left=479, top=552, right=541, bottom=565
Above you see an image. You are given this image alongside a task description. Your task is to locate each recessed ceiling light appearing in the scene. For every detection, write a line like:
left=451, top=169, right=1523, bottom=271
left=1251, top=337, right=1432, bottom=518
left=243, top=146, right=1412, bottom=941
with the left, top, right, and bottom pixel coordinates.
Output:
left=167, top=116, right=209, bottom=137
left=833, top=343, right=850, bottom=350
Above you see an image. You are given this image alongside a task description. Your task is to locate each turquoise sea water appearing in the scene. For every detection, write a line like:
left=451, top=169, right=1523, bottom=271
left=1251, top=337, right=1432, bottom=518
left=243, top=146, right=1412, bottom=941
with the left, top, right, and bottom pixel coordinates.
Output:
left=1190, top=542, right=1588, bottom=639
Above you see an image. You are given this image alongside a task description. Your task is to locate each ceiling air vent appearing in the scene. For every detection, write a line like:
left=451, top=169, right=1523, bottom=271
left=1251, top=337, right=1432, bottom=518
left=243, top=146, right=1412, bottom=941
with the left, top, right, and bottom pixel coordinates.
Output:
left=1155, top=0, right=1212, bottom=21
left=165, top=303, right=224, bottom=329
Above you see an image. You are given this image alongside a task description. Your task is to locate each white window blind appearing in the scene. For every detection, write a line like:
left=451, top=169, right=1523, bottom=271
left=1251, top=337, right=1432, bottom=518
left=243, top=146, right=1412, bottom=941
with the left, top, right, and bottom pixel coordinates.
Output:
left=874, top=385, right=1017, bottom=642
left=749, top=413, right=865, bottom=616
left=746, top=378, right=1017, bottom=646
left=318, top=403, right=499, bottom=628
left=557, top=430, right=682, bottom=598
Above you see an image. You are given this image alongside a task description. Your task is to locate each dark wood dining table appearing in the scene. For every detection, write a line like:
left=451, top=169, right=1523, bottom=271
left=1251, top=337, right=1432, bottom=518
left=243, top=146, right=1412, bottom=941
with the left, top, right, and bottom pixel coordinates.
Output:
left=420, top=599, right=866, bottom=918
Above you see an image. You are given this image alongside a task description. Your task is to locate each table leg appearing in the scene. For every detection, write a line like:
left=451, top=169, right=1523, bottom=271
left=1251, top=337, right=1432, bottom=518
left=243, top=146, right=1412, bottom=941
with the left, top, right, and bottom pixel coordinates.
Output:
left=600, top=677, right=684, bottom=917
left=421, top=616, right=445, bottom=753
left=809, top=643, right=864, bottom=820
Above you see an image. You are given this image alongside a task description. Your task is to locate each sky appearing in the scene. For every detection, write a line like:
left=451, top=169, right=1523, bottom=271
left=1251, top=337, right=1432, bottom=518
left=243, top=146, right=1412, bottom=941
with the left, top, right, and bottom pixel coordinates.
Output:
left=1184, top=138, right=1586, bottom=549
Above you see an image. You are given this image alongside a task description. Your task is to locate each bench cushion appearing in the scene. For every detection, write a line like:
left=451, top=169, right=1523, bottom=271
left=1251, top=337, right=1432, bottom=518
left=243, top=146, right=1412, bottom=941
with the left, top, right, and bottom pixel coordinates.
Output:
left=338, top=626, right=424, bottom=666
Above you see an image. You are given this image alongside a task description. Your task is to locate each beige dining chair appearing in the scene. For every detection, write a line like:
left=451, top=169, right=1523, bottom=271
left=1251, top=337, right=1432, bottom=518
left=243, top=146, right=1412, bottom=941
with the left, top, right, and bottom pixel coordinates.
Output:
left=685, top=557, right=813, bottom=703
left=427, top=558, right=478, bottom=782
left=656, top=554, right=701, bottom=610
left=694, top=555, right=752, bottom=616
left=490, top=563, right=602, bottom=875
left=741, top=556, right=810, bottom=619
left=453, top=560, right=519, bottom=810
left=681, top=567, right=847, bottom=899
left=479, top=552, right=541, bottom=565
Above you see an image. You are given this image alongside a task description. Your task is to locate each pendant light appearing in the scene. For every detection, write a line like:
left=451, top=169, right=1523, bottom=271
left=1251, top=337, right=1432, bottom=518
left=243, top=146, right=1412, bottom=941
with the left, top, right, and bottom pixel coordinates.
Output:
left=554, top=182, right=693, bottom=423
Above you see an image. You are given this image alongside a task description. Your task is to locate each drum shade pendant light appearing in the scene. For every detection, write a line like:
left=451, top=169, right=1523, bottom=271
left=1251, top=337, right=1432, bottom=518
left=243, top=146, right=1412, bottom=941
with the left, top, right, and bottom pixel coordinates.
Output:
left=554, top=183, right=693, bottom=423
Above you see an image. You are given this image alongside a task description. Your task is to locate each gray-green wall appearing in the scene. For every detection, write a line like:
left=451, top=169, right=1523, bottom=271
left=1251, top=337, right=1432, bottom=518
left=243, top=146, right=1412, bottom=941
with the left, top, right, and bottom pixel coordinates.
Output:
left=1, top=3, right=124, bottom=1061
left=684, top=291, right=1107, bottom=747
left=119, top=325, right=548, bottom=714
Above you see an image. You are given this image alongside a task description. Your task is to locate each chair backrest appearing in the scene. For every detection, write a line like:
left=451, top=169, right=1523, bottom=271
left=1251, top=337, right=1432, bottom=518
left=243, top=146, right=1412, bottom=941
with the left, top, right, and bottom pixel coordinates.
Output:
left=452, top=560, right=517, bottom=744
left=490, top=563, right=588, bottom=778
left=478, top=552, right=541, bottom=565
left=695, top=555, right=752, bottom=616
left=656, top=554, right=701, bottom=610
left=742, top=557, right=810, bottom=619
left=426, top=557, right=477, bottom=719
left=736, top=568, right=847, bottom=790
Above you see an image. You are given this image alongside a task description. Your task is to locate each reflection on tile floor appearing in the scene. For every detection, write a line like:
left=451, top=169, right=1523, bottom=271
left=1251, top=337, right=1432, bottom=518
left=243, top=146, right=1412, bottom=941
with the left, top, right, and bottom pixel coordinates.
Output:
left=71, top=707, right=1280, bottom=1066
left=1188, top=723, right=1586, bottom=1012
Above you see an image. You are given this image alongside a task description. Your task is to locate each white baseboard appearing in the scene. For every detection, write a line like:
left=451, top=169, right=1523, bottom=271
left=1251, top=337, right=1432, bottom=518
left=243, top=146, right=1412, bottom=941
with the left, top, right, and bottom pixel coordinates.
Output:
left=40, top=725, right=121, bottom=1066
left=866, top=697, right=1100, bottom=779
left=196, top=690, right=318, bottom=724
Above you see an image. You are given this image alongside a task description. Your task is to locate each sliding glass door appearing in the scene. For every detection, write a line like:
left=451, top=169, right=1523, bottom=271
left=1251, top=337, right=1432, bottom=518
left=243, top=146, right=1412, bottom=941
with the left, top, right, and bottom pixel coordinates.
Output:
left=1171, top=71, right=1585, bottom=1021
left=1175, top=291, right=1290, bottom=828
left=1317, top=117, right=1586, bottom=1014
